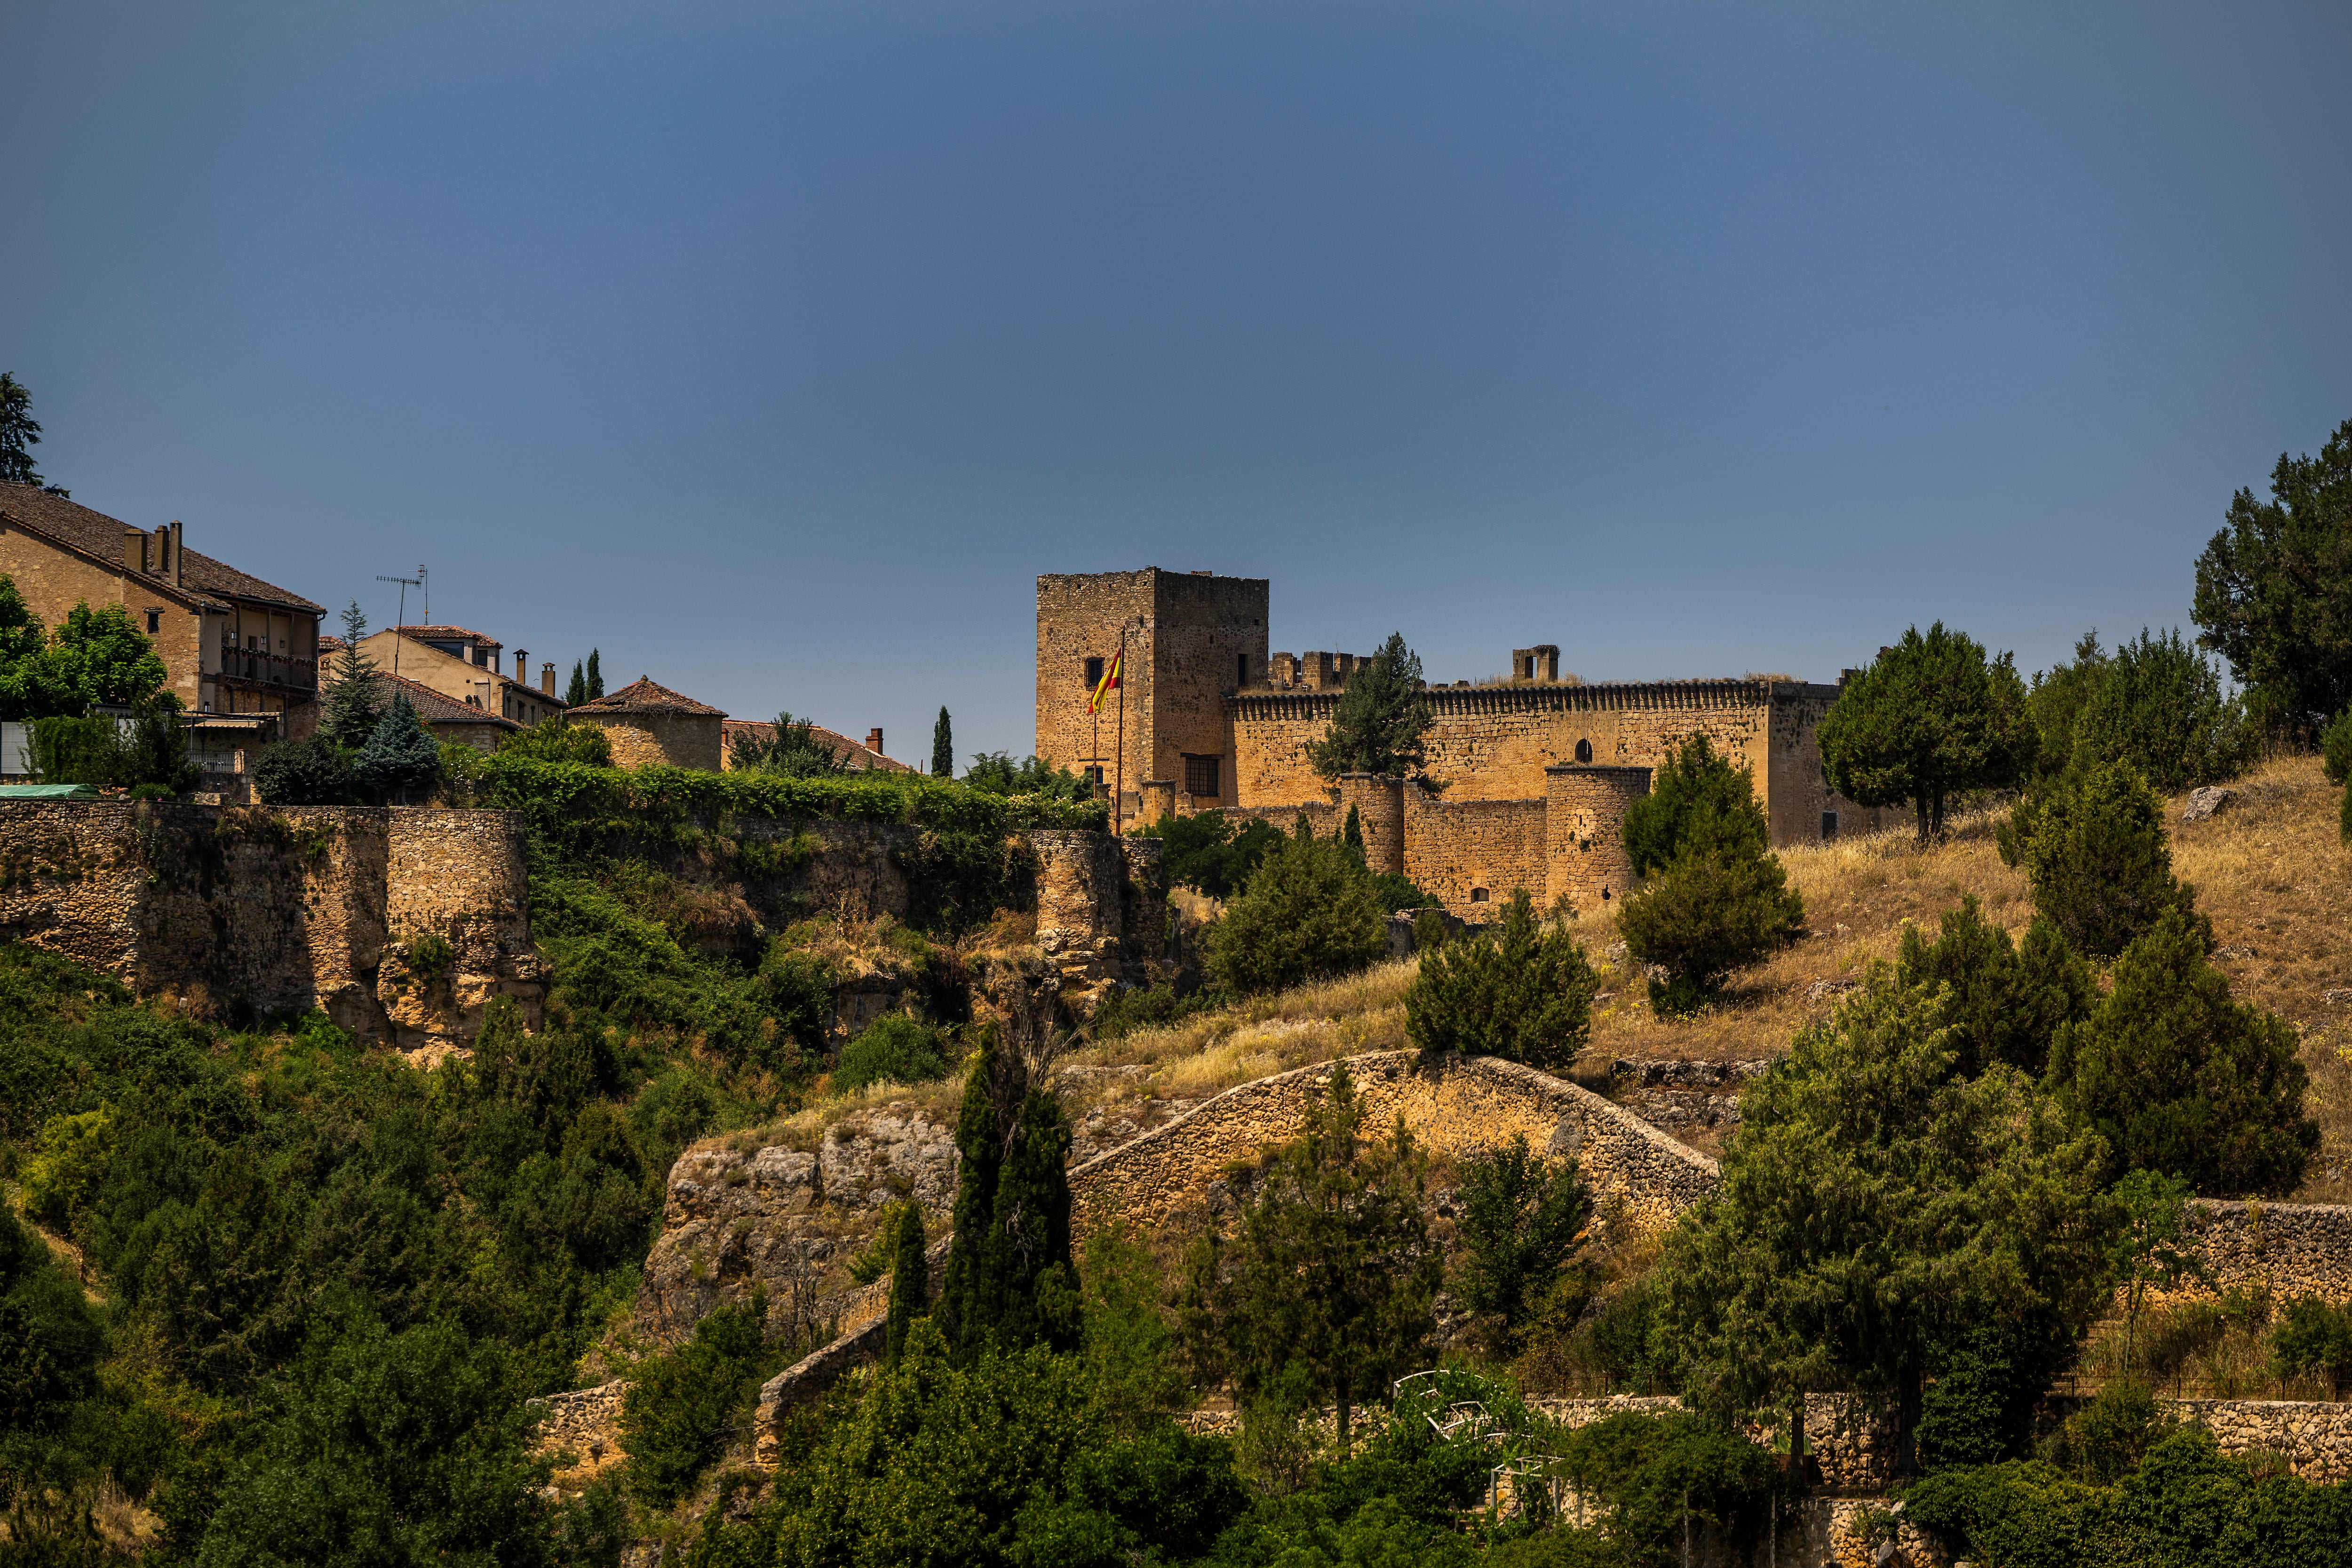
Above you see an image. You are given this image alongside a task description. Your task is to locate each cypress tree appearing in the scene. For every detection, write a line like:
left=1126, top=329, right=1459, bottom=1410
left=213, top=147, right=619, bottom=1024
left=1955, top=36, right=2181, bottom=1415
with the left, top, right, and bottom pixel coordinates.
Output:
left=884, top=1205, right=928, bottom=1367
left=564, top=661, right=588, bottom=708
left=585, top=649, right=604, bottom=700
left=935, top=1025, right=1079, bottom=1359
left=1341, top=803, right=1365, bottom=856
left=931, top=707, right=953, bottom=778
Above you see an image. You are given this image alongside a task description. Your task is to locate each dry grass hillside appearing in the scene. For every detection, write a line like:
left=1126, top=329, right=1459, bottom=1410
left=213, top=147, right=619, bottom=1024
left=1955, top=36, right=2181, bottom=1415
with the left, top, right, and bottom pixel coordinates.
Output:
left=1072, top=754, right=2352, bottom=1203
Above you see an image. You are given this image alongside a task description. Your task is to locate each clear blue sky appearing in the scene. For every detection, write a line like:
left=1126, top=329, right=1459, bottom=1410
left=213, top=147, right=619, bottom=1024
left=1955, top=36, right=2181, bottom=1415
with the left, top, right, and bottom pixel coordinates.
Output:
left=6, top=2, right=2347, bottom=764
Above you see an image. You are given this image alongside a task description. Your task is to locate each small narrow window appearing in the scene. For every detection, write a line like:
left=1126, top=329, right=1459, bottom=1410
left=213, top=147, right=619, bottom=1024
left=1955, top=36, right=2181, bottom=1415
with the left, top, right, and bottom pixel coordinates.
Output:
left=1574, top=739, right=1593, bottom=764
left=1470, top=887, right=1489, bottom=903
left=1821, top=810, right=1839, bottom=840
left=1084, top=656, right=1104, bottom=688
left=145, top=611, right=160, bottom=634
left=1237, top=653, right=1248, bottom=686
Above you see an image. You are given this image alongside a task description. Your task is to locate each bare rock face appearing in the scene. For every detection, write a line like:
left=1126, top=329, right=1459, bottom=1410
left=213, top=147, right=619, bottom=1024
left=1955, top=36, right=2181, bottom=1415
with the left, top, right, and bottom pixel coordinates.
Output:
left=633, top=1104, right=958, bottom=1348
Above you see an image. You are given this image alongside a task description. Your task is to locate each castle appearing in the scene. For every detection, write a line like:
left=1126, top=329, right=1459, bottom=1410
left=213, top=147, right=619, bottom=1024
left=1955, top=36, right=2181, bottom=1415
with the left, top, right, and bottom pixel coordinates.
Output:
left=1036, top=567, right=1901, bottom=919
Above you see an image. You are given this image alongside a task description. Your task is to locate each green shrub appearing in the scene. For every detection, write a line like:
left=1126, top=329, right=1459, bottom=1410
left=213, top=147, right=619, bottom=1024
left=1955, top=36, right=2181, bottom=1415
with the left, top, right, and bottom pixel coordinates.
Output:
left=1894, top=894, right=2092, bottom=1077
left=2271, top=1296, right=2352, bottom=1393
left=252, top=736, right=355, bottom=805
left=2000, top=756, right=2197, bottom=960
left=1205, top=825, right=1388, bottom=996
left=19, top=1106, right=113, bottom=1232
left=620, top=1297, right=776, bottom=1508
left=2325, top=708, right=2352, bottom=786
left=1621, top=732, right=1769, bottom=876
left=497, top=718, right=612, bottom=766
left=2050, top=1380, right=2177, bottom=1485
left=2067, top=628, right=2259, bottom=792
left=1135, top=810, right=1285, bottom=898
left=1918, top=1316, right=2075, bottom=1472
left=1091, top=981, right=1217, bottom=1041
left=27, top=705, right=197, bottom=793
left=2049, top=904, right=2316, bottom=1196
left=963, top=750, right=1092, bottom=802
left=1617, top=849, right=1804, bottom=1015
left=1406, top=888, right=1598, bottom=1066
left=1550, top=1411, right=1781, bottom=1562
left=833, top=1015, right=950, bottom=1094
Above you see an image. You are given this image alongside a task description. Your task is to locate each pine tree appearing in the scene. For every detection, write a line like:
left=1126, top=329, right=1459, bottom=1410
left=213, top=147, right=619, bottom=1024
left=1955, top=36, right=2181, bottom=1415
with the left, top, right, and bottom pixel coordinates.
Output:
left=1816, top=622, right=2037, bottom=841
left=1621, top=733, right=1769, bottom=877
left=564, top=661, right=588, bottom=708
left=1894, top=895, right=2093, bottom=1078
left=2050, top=904, right=2317, bottom=1197
left=1205, top=828, right=1389, bottom=996
left=1618, top=848, right=1806, bottom=1015
left=354, top=693, right=442, bottom=804
left=931, top=707, right=953, bottom=778
left=320, top=601, right=385, bottom=748
left=0, top=373, right=67, bottom=495
left=585, top=649, right=604, bottom=700
left=1304, top=632, right=1434, bottom=781
left=1341, top=804, right=1365, bottom=856
left=884, top=1206, right=928, bottom=1368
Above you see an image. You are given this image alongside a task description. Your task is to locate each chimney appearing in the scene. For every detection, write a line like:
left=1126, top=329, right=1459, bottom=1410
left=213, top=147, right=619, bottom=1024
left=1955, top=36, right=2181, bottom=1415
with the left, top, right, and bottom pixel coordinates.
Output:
left=865, top=727, right=883, bottom=756
left=168, top=521, right=183, bottom=587
left=515, top=649, right=527, bottom=682
left=541, top=662, right=556, bottom=697
left=150, top=525, right=169, bottom=577
left=123, top=530, right=146, bottom=573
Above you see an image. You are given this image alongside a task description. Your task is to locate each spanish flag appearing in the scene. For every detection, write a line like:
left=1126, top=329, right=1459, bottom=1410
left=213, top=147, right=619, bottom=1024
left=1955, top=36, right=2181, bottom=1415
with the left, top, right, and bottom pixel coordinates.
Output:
left=1089, top=652, right=1122, bottom=715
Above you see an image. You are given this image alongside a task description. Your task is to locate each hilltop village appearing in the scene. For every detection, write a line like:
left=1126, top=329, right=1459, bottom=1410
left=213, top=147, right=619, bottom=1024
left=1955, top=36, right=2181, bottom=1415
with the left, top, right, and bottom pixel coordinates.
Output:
left=6, top=436, right=2352, bottom=1567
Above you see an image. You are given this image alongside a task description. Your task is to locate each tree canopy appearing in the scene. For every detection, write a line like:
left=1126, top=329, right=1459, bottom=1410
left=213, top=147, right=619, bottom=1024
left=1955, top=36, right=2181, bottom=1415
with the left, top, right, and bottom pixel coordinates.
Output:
left=1406, top=887, right=1598, bottom=1067
left=729, top=711, right=851, bottom=777
left=0, top=372, right=68, bottom=496
left=1205, top=820, right=1389, bottom=995
left=1620, top=733, right=1769, bottom=877
left=2193, top=415, right=2352, bottom=738
left=1816, top=623, right=2035, bottom=841
left=1304, top=632, right=1435, bottom=781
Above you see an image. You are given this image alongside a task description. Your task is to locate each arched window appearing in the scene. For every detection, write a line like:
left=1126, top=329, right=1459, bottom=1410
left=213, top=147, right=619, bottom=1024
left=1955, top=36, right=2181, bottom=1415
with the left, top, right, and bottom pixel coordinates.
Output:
left=1574, top=738, right=1593, bottom=764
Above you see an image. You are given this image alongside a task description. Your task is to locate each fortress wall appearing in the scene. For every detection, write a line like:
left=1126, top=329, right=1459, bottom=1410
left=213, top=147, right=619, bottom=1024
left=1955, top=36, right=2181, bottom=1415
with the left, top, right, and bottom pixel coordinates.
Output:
left=1067, top=1049, right=1719, bottom=1241
left=1400, top=790, right=1548, bottom=918
left=0, top=801, right=540, bottom=1050
left=2161, top=1201, right=2352, bottom=1307
left=1763, top=686, right=1910, bottom=846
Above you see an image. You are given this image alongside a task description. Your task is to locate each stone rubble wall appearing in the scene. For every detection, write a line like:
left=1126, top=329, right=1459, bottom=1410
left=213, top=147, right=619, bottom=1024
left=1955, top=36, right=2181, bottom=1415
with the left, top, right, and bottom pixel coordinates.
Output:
left=1066, top=1049, right=1719, bottom=1241
left=2170, top=1200, right=2352, bottom=1307
left=0, top=800, right=541, bottom=1051
left=530, top=1380, right=629, bottom=1488
left=1031, top=828, right=1168, bottom=1005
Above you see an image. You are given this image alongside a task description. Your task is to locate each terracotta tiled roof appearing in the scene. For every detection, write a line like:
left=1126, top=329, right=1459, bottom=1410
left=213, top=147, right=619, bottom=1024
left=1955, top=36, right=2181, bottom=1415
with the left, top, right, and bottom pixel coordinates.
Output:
left=382, top=672, right=520, bottom=730
left=570, top=676, right=724, bottom=717
left=394, top=625, right=501, bottom=645
left=722, top=717, right=912, bottom=774
left=0, top=483, right=324, bottom=614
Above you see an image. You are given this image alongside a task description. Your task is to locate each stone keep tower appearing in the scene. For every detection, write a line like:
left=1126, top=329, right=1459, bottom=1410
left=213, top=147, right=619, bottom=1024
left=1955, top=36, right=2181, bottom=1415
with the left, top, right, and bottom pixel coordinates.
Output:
left=1546, top=764, right=1652, bottom=916
left=1035, top=569, right=1269, bottom=814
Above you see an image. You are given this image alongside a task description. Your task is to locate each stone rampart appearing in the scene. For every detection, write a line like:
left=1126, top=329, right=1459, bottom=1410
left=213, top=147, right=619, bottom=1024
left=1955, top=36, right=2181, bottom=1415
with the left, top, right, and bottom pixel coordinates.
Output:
left=1399, top=788, right=1548, bottom=915
left=1067, top=1049, right=1719, bottom=1240
left=2171, top=1200, right=2352, bottom=1306
left=0, top=801, right=541, bottom=1050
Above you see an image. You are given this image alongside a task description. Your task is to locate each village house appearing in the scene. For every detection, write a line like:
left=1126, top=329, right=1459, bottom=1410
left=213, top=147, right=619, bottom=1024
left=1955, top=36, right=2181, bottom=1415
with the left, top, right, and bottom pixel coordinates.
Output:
left=568, top=677, right=726, bottom=770
left=719, top=718, right=909, bottom=774
left=347, top=625, right=566, bottom=730
left=0, top=483, right=325, bottom=735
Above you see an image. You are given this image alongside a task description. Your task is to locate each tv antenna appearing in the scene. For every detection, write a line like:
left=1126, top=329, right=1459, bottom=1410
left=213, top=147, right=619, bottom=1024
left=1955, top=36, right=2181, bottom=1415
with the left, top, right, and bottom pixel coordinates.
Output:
left=375, top=568, right=422, bottom=676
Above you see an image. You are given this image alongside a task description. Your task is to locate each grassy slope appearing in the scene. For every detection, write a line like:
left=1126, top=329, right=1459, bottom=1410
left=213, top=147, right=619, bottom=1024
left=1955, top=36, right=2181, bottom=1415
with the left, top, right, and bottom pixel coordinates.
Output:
left=1073, top=755, right=2352, bottom=1204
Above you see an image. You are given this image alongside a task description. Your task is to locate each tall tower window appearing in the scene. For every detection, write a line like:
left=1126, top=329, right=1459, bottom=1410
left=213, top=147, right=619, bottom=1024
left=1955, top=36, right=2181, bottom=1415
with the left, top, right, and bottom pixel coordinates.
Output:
left=1084, top=656, right=1104, bottom=688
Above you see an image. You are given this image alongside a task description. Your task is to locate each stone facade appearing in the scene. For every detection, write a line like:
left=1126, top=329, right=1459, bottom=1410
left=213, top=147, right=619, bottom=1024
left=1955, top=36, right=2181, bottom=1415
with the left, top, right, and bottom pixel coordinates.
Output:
left=1031, top=828, right=1169, bottom=1003
left=0, top=800, right=542, bottom=1051
left=567, top=677, right=726, bottom=770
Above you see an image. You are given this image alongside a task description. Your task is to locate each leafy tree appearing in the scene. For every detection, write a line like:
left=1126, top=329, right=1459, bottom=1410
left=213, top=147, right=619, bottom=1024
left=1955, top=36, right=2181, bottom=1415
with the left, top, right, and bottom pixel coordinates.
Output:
left=834, top=1014, right=950, bottom=1094
left=252, top=736, right=355, bottom=805
left=1617, top=847, right=1804, bottom=1016
left=1078, top=1228, right=1190, bottom=1431
left=194, top=1310, right=553, bottom=1568
left=885, top=1206, right=929, bottom=1368
left=1205, top=823, right=1388, bottom=996
left=2049, top=904, right=2317, bottom=1196
left=28, top=703, right=199, bottom=793
left=1406, top=888, right=1598, bottom=1067
left=2065, top=628, right=2259, bottom=793
left=931, top=706, right=954, bottom=777
left=584, top=648, right=603, bottom=700
left=1817, top=622, right=2036, bottom=841
left=319, top=601, right=384, bottom=749
left=620, top=1298, right=775, bottom=1508
left=730, top=710, right=850, bottom=776
left=2193, top=415, right=2352, bottom=738
left=1651, top=968, right=2114, bottom=1475
left=1304, top=632, right=1435, bottom=782
left=963, top=750, right=1091, bottom=802
left=1453, top=1134, right=1591, bottom=1359
left=32, top=601, right=170, bottom=713
left=936, top=1020, right=1081, bottom=1358
left=1893, top=895, right=2092, bottom=1077
left=2107, top=1170, right=2201, bottom=1377
left=2000, top=756, right=2197, bottom=960
left=1621, top=733, right=1768, bottom=876
left=0, top=575, right=50, bottom=721
left=1178, top=1064, right=1439, bottom=1450
left=495, top=717, right=612, bottom=765
left=564, top=661, right=587, bottom=707
left=2270, top=1296, right=2352, bottom=1395
left=354, top=692, right=441, bottom=803
left=1135, top=810, right=1284, bottom=899
left=0, top=372, right=67, bottom=495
